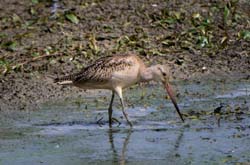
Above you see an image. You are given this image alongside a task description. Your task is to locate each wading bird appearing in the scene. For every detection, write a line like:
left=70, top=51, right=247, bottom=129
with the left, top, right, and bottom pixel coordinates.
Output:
left=54, top=54, right=184, bottom=127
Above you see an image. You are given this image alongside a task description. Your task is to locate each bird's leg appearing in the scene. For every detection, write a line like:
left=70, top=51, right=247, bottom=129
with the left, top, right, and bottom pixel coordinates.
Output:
left=108, top=91, right=115, bottom=127
left=108, top=91, right=121, bottom=127
left=119, top=97, right=132, bottom=127
left=114, top=87, right=132, bottom=127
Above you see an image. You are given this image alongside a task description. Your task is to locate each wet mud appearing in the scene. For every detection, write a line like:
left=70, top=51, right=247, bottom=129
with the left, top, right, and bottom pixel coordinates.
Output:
left=0, top=76, right=249, bottom=164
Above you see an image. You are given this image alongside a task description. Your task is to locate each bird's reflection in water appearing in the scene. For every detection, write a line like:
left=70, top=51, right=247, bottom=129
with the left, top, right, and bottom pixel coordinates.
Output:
left=108, top=128, right=132, bottom=165
left=107, top=127, right=185, bottom=164
left=166, top=127, right=185, bottom=161
left=173, top=128, right=184, bottom=152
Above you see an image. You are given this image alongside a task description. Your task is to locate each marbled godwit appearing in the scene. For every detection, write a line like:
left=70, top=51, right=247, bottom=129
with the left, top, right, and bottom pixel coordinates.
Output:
left=54, top=54, right=184, bottom=127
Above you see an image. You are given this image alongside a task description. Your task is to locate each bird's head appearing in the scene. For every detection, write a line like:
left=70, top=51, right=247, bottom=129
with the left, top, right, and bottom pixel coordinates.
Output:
left=151, top=64, right=170, bottom=83
left=151, top=64, right=184, bottom=122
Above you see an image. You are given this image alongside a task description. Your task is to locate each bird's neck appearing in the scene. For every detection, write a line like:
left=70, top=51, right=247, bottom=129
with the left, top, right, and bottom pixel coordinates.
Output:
left=140, top=67, right=154, bottom=82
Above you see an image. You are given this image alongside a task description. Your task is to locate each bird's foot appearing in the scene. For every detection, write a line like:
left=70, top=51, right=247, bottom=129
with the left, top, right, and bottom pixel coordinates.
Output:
left=97, top=117, right=121, bottom=127
left=112, top=117, right=121, bottom=126
left=109, top=117, right=121, bottom=127
left=96, top=117, right=104, bottom=127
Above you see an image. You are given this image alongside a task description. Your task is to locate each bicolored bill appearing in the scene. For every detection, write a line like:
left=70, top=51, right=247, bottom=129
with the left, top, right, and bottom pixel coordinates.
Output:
left=165, top=82, right=184, bottom=122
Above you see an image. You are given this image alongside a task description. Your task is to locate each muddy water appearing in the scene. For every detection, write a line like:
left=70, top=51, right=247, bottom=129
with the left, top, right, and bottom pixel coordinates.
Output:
left=0, top=77, right=250, bottom=164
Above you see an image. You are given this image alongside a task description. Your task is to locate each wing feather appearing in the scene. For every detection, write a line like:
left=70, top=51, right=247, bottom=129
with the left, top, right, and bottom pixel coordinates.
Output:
left=55, top=55, right=135, bottom=83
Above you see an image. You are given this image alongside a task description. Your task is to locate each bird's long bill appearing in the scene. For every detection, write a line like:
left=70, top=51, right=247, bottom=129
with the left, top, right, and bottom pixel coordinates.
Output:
left=165, top=82, right=185, bottom=122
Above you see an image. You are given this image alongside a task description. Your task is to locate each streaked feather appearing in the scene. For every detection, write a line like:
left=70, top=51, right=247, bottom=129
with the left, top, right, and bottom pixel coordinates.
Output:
left=55, top=54, right=135, bottom=84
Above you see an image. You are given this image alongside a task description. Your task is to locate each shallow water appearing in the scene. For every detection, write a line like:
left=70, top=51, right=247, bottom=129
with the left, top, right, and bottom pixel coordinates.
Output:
left=0, top=77, right=250, bottom=165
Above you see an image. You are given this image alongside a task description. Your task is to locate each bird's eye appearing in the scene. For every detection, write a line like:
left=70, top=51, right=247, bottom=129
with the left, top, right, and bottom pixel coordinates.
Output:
left=162, top=72, right=166, bottom=76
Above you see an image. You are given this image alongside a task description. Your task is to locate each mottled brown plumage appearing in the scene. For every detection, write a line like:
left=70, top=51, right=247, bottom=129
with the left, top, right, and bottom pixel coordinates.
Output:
left=55, top=54, right=184, bottom=127
left=55, top=54, right=143, bottom=85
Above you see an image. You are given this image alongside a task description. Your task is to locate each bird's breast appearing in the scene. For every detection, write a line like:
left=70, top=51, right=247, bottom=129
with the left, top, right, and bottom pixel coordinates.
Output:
left=110, top=65, right=140, bottom=88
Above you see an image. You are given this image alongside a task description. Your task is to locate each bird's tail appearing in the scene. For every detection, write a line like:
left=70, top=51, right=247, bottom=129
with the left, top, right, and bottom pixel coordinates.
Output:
left=46, top=75, right=73, bottom=85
